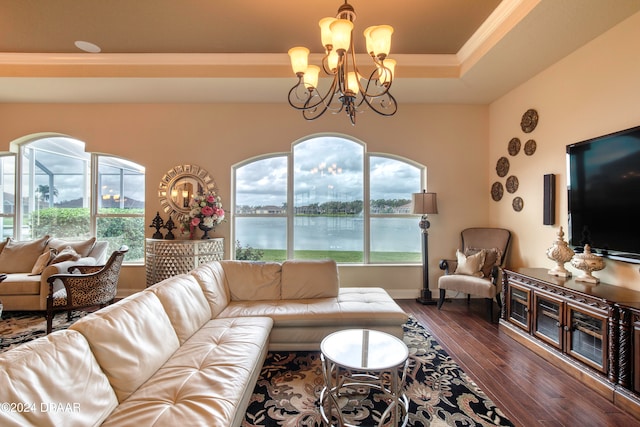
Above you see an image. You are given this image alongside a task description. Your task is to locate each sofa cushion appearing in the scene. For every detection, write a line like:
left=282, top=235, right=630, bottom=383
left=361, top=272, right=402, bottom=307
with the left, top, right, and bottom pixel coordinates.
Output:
left=29, top=248, right=57, bottom=275
left=0, top=236, right=50, bottom=273
left=101, top=316, right=272, bottom=427
left=47, top=237, right=96, bottom=258
left=70, top=291, right=180, bottom=403
left=220, top=260, right=282, bottom=301
left=190, top=262, right=231, bottom=318
left=147, top=274, right=212, bottom=344
left=50, top=245, right=81, bottom=264
left=0, top=329, right=118, bottom=427
left=281, top=259, right=339, bottom=299
left=0, top=274, right=41, bottom=296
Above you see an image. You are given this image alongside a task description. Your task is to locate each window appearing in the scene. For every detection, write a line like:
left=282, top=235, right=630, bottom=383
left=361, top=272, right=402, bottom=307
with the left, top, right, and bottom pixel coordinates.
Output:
left=7, top=136, right=145, bottom=262
left=233, top=135, right=424, bottom=263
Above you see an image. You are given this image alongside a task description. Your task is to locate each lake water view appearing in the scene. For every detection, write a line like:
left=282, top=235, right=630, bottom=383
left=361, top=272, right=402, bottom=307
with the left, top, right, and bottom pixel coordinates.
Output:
left=235, top=216, right=422, bottom=254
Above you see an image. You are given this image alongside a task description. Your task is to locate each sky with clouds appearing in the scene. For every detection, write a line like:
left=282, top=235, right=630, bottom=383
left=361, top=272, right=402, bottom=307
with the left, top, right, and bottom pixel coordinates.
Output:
left=235, top=135, right=422, bottom=208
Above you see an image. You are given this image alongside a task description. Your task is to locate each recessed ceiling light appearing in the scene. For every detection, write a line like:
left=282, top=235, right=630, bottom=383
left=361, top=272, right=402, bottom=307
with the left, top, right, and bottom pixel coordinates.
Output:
left=74, top=40, right=101, bottom=53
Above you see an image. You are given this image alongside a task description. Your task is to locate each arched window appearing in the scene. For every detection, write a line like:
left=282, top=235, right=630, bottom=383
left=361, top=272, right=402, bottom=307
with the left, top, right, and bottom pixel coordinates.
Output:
left=0, top=135, right=145, bottom=262
left=233, top=135, right=425, bottom=263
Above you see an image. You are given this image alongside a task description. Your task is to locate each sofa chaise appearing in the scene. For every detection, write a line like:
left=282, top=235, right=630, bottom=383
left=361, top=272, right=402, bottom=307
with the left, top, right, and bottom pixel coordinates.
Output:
left=0, top=258, right=408, bottom=427
left=0, top=236, right=108, bottom=311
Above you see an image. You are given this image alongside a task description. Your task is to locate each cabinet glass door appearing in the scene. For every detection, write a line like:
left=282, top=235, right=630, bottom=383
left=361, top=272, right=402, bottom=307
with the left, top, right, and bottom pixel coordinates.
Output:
left=566, top=304, right=607, bottom=373
left=533, top=293, right=563, bottom=348
left=508, top=284, right=530, bottom=331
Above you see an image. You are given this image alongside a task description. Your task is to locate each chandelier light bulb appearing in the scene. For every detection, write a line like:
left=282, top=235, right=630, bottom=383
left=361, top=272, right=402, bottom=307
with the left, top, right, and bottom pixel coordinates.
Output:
left=378, top=59, right=396, bottom=86
left=303, top=65, right=320, bottom=89
left=370, top=25, right=394, bottom=58
left=327, top=50, right=339, bottom=71
left=288, top=47, right=310, bottom=75
left=347, top=72, right=360, bottom=95
left=329, top=19, right=353, bottom=52
left=363, top=26, right=376, bottom=55
left=319, top=17, right=337, bottom=48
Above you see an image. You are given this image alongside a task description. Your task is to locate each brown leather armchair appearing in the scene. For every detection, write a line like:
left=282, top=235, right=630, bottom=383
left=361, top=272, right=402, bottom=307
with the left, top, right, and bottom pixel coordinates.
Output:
left=437, top=228, right=511, bottom=322
left=46, top=246, right=128, bottom=333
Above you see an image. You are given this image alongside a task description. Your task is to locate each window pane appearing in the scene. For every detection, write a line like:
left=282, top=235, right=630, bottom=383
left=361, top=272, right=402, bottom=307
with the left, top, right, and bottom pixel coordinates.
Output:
left=370, top=156, right=422, bottom=263
left=293, top=137, right=364, bottom=262
left=235, top=216, right=287, bottom=262
left=22, top=138, right=90, bottom=240
left=370, top=217, right=422, bottom=262
left=97, top=155, right=145, bottom=263
left=97, top=216, right=145, bottom=263
left=98, top=157, right=145, bottom=211
left=235, top=156, right=287, bottom=261
left=370, top=156, right=420, bottom=214
left=0, top=155, right=15, bottom=239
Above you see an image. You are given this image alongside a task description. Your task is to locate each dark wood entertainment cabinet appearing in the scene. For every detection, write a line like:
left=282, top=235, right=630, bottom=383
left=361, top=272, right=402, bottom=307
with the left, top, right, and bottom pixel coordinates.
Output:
left=500, top=268, right=640, bottom=419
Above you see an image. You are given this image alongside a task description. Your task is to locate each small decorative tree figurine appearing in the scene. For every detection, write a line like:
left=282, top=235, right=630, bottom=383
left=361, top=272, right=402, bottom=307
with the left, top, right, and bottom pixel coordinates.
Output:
left=149, top=211, right=164, bottom=239
left=163, top=217, right=176, bottom=240
left=546, top=226, right=574, bottom=277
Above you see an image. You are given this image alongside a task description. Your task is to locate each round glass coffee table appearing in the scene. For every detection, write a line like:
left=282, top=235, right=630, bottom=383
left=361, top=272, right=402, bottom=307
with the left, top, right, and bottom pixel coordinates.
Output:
left=319, top=329, right=409, bottom=427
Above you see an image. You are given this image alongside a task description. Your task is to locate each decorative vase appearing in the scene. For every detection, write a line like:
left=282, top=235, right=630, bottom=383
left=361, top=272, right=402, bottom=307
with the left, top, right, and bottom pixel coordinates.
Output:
left=198, top=222, right=214, bottom=239
left=570, top=244, right=605, bottom=284
left=546, top=226, right=574, bottom=277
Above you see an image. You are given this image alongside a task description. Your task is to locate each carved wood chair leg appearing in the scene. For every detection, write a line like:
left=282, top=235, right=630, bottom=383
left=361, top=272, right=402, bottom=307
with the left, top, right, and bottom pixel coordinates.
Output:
left=496, top=292, right=503, bottom=309
left=437, top=289, right=446, bottom=309
left=46, top=312, right=53, bottom=334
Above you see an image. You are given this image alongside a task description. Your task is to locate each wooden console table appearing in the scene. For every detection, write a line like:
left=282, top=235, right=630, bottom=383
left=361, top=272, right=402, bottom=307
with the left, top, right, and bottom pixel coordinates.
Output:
left=145, top=238, right=224, bottom=287
left=500, top=268, right=640, bottom=419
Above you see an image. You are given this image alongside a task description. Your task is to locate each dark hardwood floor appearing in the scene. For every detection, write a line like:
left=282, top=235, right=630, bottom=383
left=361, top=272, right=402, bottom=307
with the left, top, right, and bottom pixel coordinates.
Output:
left=397, top=299, right=640, bottom=427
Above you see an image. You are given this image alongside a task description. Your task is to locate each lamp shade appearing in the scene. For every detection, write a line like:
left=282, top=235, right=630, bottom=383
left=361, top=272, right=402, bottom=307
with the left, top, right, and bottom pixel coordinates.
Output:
left=412, top=191, right=438, bottom=215
left=303, top=65, right=320, bottom=89
left=288, top=47, right=309, bottom=75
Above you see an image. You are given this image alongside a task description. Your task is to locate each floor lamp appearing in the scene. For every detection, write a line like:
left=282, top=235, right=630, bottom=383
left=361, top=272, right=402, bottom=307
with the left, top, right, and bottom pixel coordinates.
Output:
left=412, top=190, right=438, bottom=305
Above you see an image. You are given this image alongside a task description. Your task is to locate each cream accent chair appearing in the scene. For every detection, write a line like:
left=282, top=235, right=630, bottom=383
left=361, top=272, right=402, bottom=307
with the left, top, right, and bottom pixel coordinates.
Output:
left=437, top=227, right=511, bottom=322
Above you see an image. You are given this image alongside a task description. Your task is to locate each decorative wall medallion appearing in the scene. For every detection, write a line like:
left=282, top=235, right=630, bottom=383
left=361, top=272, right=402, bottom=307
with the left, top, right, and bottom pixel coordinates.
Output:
left=491, top=182, right=504, bottom=201
left=521, top=109, right=539, bottom=133
left=524, top=139, right=537, bottom=156
left=496, top=156, right=510, bottom=177
left=506, top=175, right=519, bottom=193
left=508, top=138, right=521, bottom=156
left=512, top=196, right=524, bottom=212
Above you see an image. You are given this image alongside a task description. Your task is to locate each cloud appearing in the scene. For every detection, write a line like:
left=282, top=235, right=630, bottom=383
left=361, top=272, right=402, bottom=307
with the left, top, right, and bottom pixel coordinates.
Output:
left=235, top=136, right=422, bottom=207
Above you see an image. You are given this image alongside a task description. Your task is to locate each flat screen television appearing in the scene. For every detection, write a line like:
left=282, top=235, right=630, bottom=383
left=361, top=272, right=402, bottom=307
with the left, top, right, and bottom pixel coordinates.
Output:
left=567, top=125, right=640, bottom=264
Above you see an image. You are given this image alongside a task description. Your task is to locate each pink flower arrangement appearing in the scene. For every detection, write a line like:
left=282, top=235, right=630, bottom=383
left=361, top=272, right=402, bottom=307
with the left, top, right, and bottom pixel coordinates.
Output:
left=184, top=190, right=225, bottom=237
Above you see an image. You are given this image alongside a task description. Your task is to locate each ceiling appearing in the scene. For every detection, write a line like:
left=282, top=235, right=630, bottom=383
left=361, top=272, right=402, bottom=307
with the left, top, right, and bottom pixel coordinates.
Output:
left=0, top=0, right=639, bottom=104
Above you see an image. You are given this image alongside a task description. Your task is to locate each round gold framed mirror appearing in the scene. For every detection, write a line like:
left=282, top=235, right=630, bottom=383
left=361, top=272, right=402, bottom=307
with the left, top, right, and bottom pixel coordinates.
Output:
left=158, top=164, right=217, bottom=223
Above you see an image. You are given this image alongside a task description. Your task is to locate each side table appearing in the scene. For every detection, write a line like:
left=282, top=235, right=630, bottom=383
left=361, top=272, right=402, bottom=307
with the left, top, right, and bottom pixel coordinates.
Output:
left=320, top=329, right=409, bottom=427
left=145, top=238, right=224, bottom=287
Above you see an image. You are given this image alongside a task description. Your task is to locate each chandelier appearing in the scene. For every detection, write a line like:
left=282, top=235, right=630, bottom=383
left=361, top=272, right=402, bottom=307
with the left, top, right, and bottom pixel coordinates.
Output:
left=287, top=0, right=397, bottom=125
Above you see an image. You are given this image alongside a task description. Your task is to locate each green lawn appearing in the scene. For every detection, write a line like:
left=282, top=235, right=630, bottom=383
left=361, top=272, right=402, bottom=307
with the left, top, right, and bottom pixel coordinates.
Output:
left=260, top=249, right=420, bottom=263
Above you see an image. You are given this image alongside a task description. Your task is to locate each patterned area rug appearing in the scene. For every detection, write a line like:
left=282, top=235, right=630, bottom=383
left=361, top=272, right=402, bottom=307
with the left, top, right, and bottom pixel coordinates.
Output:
left=244, top=317, right=514, bottom=427
left=0, top=310, right=88, bottom=353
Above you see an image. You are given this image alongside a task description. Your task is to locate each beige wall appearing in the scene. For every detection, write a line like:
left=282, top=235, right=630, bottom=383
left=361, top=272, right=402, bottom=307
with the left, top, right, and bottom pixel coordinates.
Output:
left=6, top=11, right=637, bottom=296
left=489, top=11, right=640, bottom=289
left=0, top=102, right=489, bottom=297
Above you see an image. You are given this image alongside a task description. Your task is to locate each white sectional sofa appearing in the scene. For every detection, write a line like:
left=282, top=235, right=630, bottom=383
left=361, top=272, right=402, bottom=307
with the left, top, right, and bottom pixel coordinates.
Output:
left=0, top=259, right=408, bottom=427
